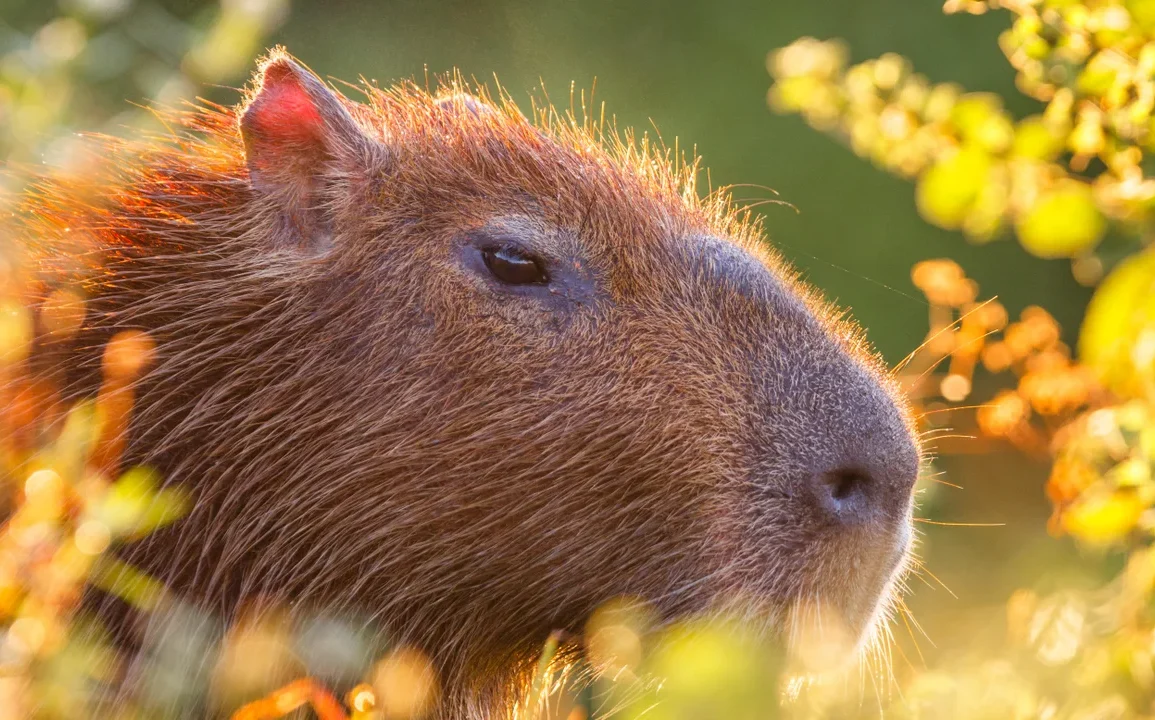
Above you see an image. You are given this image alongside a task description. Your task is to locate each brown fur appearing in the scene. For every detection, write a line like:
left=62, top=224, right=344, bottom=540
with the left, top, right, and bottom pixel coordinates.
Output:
left=9, top=49, right=919, bottom=717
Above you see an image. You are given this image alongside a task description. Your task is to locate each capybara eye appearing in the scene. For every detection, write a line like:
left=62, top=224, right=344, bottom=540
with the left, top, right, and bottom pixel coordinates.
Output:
left=481, top=246, right=549, bottom=285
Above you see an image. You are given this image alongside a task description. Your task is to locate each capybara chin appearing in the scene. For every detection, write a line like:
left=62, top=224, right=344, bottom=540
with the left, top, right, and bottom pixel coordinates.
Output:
left=11, top=48, right=920, bottom=716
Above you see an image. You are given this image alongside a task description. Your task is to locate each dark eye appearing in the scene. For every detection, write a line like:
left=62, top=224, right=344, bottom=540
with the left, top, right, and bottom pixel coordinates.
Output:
left=481, top=246, right=549, bottom=285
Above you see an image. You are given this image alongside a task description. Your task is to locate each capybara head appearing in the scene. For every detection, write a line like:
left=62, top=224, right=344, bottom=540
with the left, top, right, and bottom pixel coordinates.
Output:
left=17, top=49, right=919, bottom=713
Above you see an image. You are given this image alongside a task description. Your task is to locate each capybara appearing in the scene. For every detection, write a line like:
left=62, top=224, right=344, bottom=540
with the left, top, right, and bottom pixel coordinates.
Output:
left=8, top=48, right=919, bottom=717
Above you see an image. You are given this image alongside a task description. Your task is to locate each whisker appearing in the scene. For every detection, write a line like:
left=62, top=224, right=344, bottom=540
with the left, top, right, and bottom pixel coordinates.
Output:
left=910, top=561, right=958, bottom=599
left=921, top=433, right=978, bottom=443
left=928, top=478, right=963, bottom=489
left=898, top=599, right=935, bottom=648
left=907, top=566, right=941, bottom=593
left=919, top=425, right=959, bottom=437
left=892, top=297, right=997, bottom=376
left=884, top=615, right=918, bottom=674
left=917, top=403, right=995, bottom=417
left=914, top=519, right=1005, bottom=527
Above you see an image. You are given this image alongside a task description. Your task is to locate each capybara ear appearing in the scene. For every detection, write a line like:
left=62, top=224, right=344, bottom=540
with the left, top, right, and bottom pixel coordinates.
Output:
left=240, top=49, right=376, bottom=250
left=241, top=51, right=369, bottom=189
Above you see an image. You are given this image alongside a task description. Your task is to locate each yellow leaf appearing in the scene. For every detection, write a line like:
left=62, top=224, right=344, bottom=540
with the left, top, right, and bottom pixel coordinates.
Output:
left=951, top=93, right=1013, bottom=152
left=130, top=487, right=188, bottom=539
left=1012, top=116, right=1063, bottom=160
left=916, top=147, right=992, bottom=229
left=96, top=466, right=186, bottom=540
left=1016, top=181, right=1105, bottom=258
left=1063, top=491, right=1143, bottom=545
left=1108, top=457, right=1151, bottom=488
left=1132, top=0, right=1155, bottom=33
left=98, top=467, right=157, bottom=535
left=1077, top=52, right=1123, bottom=97
left=88, top=556, right=169, bottom=612
left=53, top=401, right=100, bottom=478
left=1078, top=249, right=1155, bottom=397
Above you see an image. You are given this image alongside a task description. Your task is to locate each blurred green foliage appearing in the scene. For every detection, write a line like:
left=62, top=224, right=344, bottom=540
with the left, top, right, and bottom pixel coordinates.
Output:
left=0, top=0, right=286, bottom=174
left=0, top=1, right=284, bottom=716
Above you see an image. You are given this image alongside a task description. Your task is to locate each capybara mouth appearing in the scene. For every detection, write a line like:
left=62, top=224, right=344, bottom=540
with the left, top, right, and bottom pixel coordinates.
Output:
left=795, top=525, right=915, bottom=671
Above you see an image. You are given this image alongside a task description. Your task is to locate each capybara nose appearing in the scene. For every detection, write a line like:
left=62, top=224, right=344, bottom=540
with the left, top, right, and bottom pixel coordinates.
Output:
left=814, top=466, right=878, bottom=524
left=811, top=456, right=917, bottom=526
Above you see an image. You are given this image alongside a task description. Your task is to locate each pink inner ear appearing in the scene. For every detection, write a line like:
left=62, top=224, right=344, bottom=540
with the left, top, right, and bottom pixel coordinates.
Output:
left=243, top=72, right=326, bottom=171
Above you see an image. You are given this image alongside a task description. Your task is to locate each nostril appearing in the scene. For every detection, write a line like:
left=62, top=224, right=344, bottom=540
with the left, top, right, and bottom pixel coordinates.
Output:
left=819, top=467, right=873, bottom=520
left=827, top=470, right=864, bottom=501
